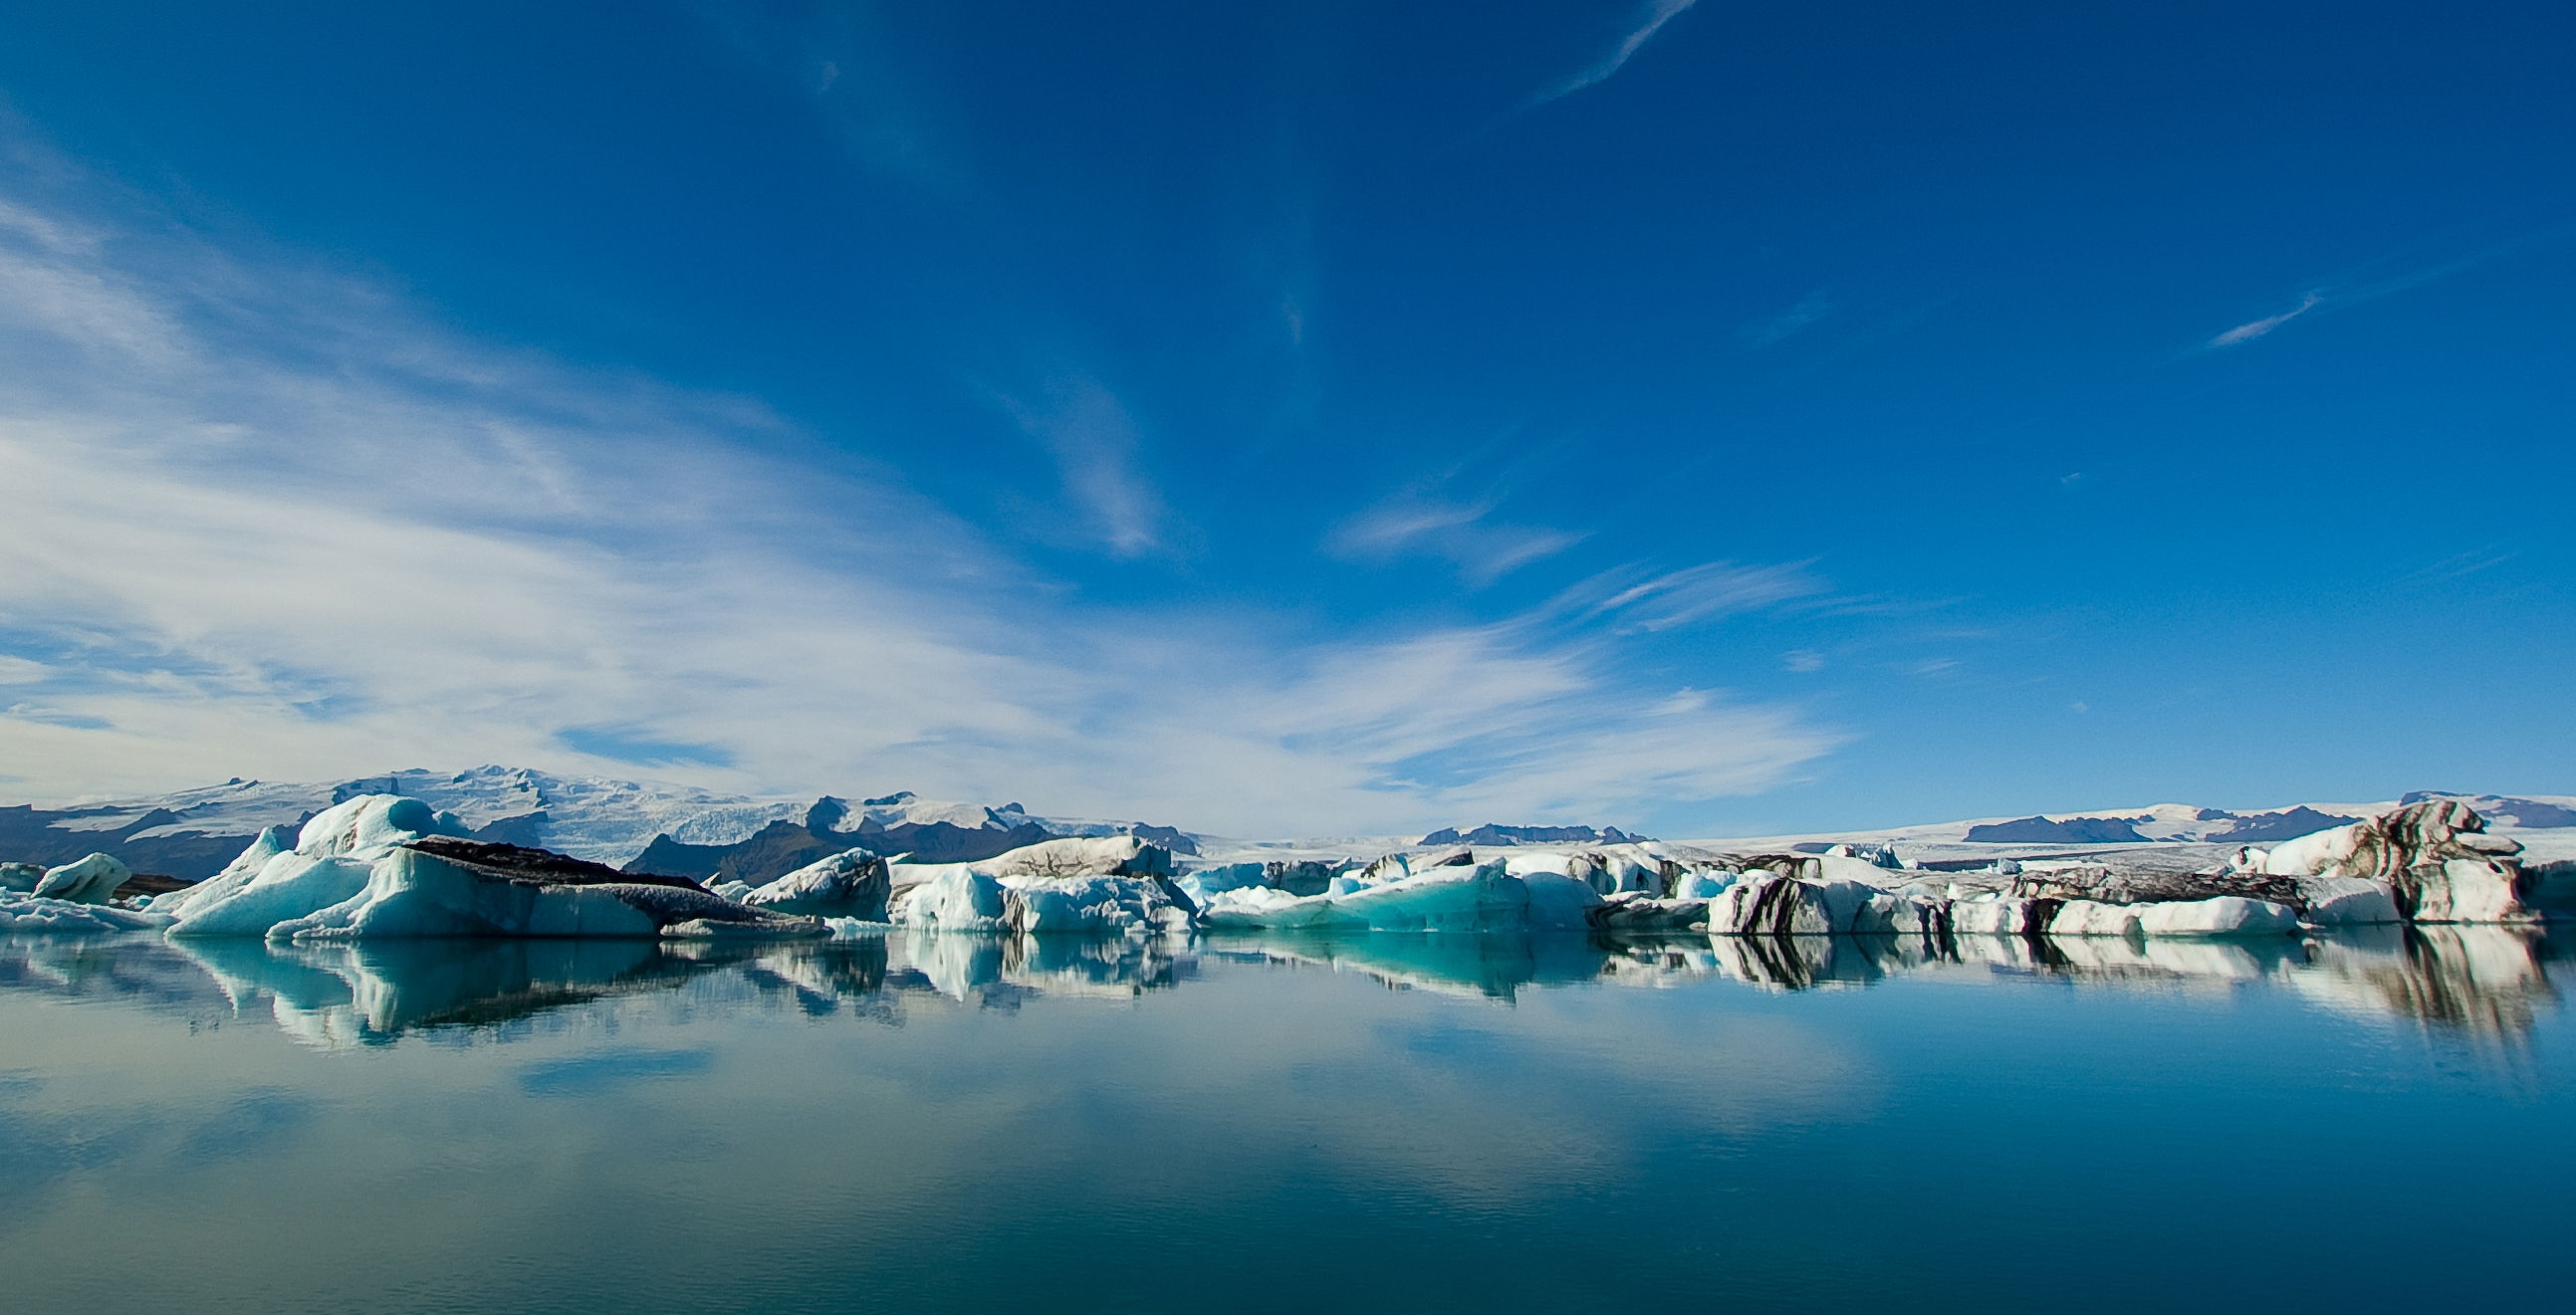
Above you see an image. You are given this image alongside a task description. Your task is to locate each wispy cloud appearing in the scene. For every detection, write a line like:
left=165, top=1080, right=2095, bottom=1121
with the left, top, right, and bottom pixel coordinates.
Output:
left=2397, top=545, right=2518, bottom=584
left=994, top=375, right=1170, bottom=558
left=1536, top=0, right=1703, bottom=107
left=1327, top=496, right=1586, bottom=585
left=1575, top=560, right=1830, bottom=632
left=0, top=163, right=1834, bottom=833
left=2198, top=232, right=2550, bottom=353
left=2206, top=290, right=2322, bottom=347
left=1738, top=291, right=1833, bottom=348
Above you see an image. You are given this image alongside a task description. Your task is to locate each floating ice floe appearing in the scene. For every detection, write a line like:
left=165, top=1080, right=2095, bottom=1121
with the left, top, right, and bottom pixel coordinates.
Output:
left=0, top=896, right=172, bottom=933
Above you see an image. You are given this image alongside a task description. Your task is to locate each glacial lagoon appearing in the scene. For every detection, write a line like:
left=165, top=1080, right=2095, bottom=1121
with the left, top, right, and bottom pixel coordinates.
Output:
left=2, top=926, right=2569, bottom=1314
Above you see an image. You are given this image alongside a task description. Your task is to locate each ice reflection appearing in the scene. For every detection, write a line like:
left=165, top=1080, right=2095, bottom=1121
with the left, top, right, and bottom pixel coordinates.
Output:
left=0, top=921, right=2561, bottom=1045
left=2291, top=926, right=2559, bottom=1037
left=1204, top=929, right=1610, bottom=999
left=173, top=938, right=743, bottom=1047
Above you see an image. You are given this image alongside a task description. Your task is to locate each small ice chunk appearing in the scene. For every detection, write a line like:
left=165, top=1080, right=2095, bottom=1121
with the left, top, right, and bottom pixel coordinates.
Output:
left=32, top=853, right=131, bottom=905
left=0, top=896, right=173, bottom=933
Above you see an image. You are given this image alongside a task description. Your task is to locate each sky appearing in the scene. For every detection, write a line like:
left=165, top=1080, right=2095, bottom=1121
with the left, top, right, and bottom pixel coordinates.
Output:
left=0, top=0, right=2569, bottom=838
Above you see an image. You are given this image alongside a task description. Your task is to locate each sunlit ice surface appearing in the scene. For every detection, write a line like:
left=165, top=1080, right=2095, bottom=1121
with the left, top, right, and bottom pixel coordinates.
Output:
left=1, top=927, right=2568, bottom=1314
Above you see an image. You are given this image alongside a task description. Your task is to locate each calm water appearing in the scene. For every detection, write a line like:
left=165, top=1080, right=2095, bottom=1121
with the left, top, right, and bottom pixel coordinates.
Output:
left=1, top=926, right=2568, bottom=1314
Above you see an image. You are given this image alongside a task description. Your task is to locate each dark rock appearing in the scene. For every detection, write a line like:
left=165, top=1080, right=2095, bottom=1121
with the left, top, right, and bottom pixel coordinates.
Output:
left=2005, top=865, right=2309, bottom=909
left=403, top=836, right=706, bottom=891
left=1266, top=860, right=1338, bottom=897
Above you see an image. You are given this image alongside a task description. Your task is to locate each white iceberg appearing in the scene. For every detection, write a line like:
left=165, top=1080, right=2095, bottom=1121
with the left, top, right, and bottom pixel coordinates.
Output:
left=1173, top=861, right=1271, bottom=905
left=2132, top=896, right=2299, bottom=937
left=162, top=794, right=821, bottom=940
left=150, top=825, right=295, bottom=920
left=0, top=895, right=173, bottom=933
left=889, top=869, right=1012, bottom=932
left=1003, top=874, right=1195, bottom=935
left=1949, top=896, right=2043, bottom=936
left=742, top=849, right=890, bottom=920
left=2047, top=900, right=2145, bottom=938
left=167, top=852, right=380, bottom=938
left=2297, top=876, right=2404, bottom=926
left=30, top=852, right=131, bottom=905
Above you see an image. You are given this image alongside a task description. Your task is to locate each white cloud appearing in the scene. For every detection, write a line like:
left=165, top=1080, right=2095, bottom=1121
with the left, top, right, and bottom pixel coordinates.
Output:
left=994, top=374, right=1169, bottom=558
left=1537, top=0, right=1703, bottom=106
left=1326, top=496, right=1585, bottom=585
left=1576, top=559, right=1829, bottom=631
left=0, top=172, right=1835, bottom=834
left=2206, top=290, right=2322, bottom=347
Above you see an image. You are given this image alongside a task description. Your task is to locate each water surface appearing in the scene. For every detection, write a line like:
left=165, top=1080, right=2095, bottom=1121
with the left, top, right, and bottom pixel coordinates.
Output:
left=1, top=927, right=2567, bottom=1313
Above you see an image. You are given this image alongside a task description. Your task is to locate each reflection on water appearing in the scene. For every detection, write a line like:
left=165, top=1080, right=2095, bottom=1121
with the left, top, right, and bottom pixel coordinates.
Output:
left=0, top=925, right=2568, bottom=1315
left=2, top=925, right=2558, bottom=1047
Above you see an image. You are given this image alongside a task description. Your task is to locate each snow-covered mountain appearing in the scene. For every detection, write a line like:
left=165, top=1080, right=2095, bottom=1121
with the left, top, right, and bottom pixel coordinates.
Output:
left=0, top=767, right=1193, bottom=880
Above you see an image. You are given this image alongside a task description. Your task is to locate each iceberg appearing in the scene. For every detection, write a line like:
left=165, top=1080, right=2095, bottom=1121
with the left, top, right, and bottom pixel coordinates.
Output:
left=1588, top=893, right=1713, bottom=933
left=1949, top=896, right=2043, bottom=935
left=1706, top=874, right=1838, bottom=936
left=1003, top=874, right=1196, bottom=935
left=2297, top=876, right=2404, bottom=926
left=742, top=849, right=891, bottom=920
left=1199, top=859, right=1601, bottom=933
left=1174, top=861, right=1272, bottom=905
left=0, top=895, right=172, bottom=933
left=167, top=852, right=380, bottom=938
left=150, top=825, right=295, bottom=920
left=278, top=841, right=826, bottom=940
left=889, top=869, right=1012, bottom=932
left=30, top=852, right=131, bottom=905
left=2047, top=900, right=2145, bottom=938
left=0, top=861, right=44, bottom=893
left=890, top=836, right=1196, bottom=934
left=160, top=794, right=823, bottom=940
left=2132, top=896, right=2300, bottom=937
left=2261, top=799, right=2534, bottom=923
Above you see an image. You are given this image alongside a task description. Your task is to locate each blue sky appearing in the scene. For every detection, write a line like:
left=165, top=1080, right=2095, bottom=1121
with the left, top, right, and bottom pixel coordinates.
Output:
left=0, top=0, right=2568, bottom=836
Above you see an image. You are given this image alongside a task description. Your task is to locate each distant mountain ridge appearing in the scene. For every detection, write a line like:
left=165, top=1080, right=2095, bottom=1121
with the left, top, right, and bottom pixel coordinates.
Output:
left=1417, top=823, right=1654, bottom=847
